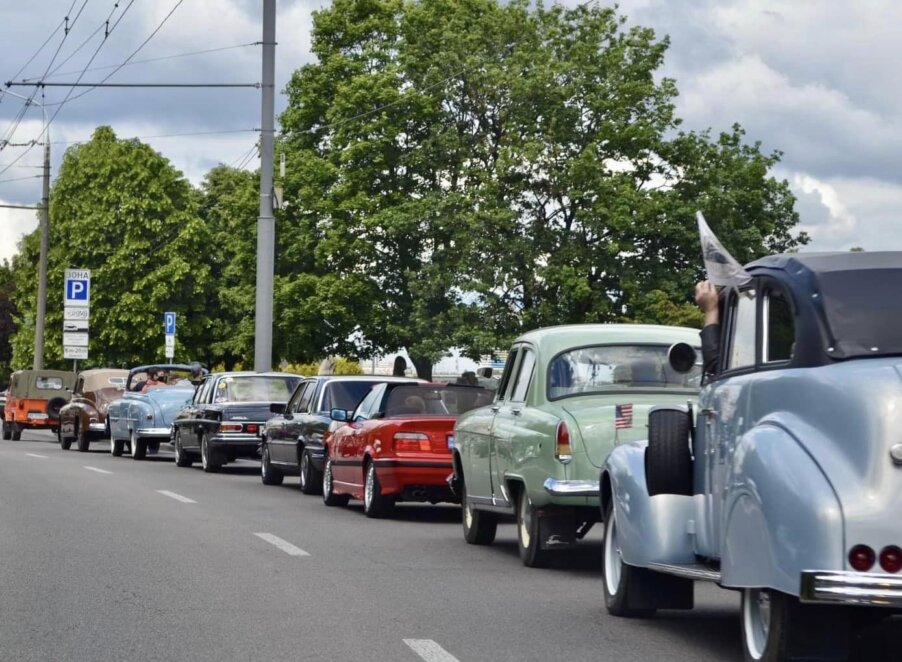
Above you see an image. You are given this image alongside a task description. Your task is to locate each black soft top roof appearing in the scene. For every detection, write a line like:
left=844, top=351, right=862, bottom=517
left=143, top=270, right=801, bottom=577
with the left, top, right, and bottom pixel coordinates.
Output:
left=748, top=251, right=902, bottom=359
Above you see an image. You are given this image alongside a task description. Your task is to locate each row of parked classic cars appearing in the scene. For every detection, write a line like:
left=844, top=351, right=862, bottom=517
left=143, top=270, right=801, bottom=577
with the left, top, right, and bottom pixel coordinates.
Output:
left=4, top=251, right=900, bottom=661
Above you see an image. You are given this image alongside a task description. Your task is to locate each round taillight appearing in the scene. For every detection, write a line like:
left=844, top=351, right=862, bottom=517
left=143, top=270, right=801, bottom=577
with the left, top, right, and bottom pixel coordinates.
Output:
left=879, top=546, right=902, bottom=573
left=849, top=545, right=876, bottom=572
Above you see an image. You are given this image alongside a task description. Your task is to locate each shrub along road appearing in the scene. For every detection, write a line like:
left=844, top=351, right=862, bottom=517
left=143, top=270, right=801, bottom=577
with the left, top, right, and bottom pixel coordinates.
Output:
left=1, top=431, right=898, bottom=661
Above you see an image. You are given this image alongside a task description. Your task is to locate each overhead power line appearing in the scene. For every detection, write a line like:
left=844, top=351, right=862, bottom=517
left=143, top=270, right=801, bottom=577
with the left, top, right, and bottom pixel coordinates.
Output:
left=0, top=174, right=43, bottom=184
left=50, top=127, right=257, bottom=146
left=9, top=82, right=260, bottom=88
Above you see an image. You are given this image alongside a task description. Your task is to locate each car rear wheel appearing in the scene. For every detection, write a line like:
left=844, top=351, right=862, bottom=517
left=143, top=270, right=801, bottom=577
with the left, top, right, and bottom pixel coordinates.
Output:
left=130, top=430, right=146, bottom=460
left=261, top=444, right=284, bottom=485
left=201, top=434, right=221, bottom=473
left=299, top=449, right=322, bottom=495
left=602, top=500, right=657, bottom=617
left=363, top=461, right=394, bottom=518
left=646, top=409, right=693, bottom=496
left=322, top=458, right=349, bottom=507
left=76, top=423, right=90, bottom=453
left=516, top=489, right=552, bottom=568
left=11, top=423, right=22, bottom=441
left=174, top=430, right=192, bottom=467
left=2, top=420, right=11, bottom=440
left=459, top=472, right=497, bottom=545
left=110, top=438, right=124, bottom=456
left=57, top=425, right=72, bottom=450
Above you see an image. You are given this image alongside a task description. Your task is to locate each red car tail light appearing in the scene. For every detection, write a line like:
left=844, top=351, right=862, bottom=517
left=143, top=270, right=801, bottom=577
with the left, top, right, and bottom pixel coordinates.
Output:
left=393, top=432, right=430, bottom=452
left=246, top=424, right=258, bottom=434
left=848, top=544, right=875, bottom=572
left=555, top=421, right=572, bottom=464
left=218, top=422, right=243, bottom=433
left=879, top=546, right=902, bottom=573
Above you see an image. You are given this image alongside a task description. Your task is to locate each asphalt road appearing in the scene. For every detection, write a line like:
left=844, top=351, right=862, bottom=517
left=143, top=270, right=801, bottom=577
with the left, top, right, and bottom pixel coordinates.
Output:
left=2, top=431, right=900, bottom=662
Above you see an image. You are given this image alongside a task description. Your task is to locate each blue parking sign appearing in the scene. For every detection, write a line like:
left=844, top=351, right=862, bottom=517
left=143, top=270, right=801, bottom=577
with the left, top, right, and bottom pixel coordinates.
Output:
left=164, top=312, right=176, bottom=335
left=64, top=269, right=91, bottom=307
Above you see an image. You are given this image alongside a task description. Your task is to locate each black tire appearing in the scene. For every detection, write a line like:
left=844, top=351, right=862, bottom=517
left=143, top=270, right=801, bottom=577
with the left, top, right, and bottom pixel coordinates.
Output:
left=646, top=409, right=693, bottom=496
left=104, top=418, right=111, bottom=440
left=363, top=461, right=394, bottom=518
left=516, top=488, right=552, bottom=568
left=602, top=500, right=658, bottom=617
left=58, top=425, right=72, bottom=450
left=201, top=434, right=221, bottom=473
left=261, top=444, right=284, bottom=485
left=461, top=473, right=497, bottom=545
left=298, top=449, right=322, bottom=495
left=173, top=430, right=192, bottom=467
left=76, top=424, right=90, bottom=453
left=46, top=397, right=67, bottom=419
left=130, top=430, right=146, bottom=460
left=11, top=423, right=22, bottom=441
left=110, top=438, right=124, bottom=457
left=322, top=458, right=349, bottom=507
left=2, top=420, right=11, bottom=440
left=741, top=588, right=851, bottom=662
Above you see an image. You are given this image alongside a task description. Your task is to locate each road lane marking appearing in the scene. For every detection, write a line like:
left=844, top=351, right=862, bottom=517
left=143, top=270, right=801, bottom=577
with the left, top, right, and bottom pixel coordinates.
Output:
left=403, top=640, right=460, bottom=662
left=157, top=490, right=196, bottom=504
left=84, top=466, right=112, bottom=474
left=25, top=453, right=48, bottom=458
left=254, top=533, right=310, bottom=557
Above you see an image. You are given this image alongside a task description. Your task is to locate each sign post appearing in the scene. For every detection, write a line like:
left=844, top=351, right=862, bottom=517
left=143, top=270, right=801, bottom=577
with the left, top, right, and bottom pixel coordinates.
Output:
left=63, top=269, right=90, bottom=362
left=164, top=312, right=176, bottom=360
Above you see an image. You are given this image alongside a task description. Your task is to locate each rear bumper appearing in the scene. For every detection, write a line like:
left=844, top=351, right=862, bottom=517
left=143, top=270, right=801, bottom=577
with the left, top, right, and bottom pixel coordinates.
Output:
left=372, top=458, right=455, bottom=498
left=800, top=571, right=902, bottom=607
left=210, top=433, right=261, bottom=457
left=136, top=427, right=171, bottom=439
left=543, top=478, right=600, bottom=497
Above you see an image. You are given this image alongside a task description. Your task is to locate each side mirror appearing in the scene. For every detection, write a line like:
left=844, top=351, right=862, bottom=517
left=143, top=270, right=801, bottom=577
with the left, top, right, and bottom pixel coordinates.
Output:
left=477, top=367, right=493, bottom=379
left=668, top=342, right=698, bottom=374
left=330, top=408, right=348, bottom=422
left=270, top=402, right=286, bottom=414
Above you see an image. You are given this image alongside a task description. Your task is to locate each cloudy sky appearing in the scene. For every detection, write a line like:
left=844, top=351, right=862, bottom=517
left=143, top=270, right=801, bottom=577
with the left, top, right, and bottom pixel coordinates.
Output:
left=0, top=0, right=897, bottom=264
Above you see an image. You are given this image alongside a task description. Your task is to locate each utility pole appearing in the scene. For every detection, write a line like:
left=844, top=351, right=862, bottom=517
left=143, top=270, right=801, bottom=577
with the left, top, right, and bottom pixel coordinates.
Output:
left=254, top=0, right=276, bottom=373
left=33, top=131, right=49, bottom=370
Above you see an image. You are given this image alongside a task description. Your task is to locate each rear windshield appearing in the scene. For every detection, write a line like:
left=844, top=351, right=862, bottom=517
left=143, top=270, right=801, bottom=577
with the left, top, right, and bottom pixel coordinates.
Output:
left=36, top=377, right=64, bottom=390
left=213, top=376, right=301, bottom=403
left=819, top=269, right=902, bottom=358
left=321, top=381, right=382, bottom=412
left=384, top=385, right=493, bottom=417
left=548, top=344, right=701, bottom=400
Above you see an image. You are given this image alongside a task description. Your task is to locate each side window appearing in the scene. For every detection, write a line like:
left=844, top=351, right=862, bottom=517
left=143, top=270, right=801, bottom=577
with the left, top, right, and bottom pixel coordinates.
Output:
left=354, top=386, right=382, bottom=421
left=509, top=348, right=536, bottom=402
left=296, top=382, right=316, bottom=413
left=195, top=378, right=213, bottom=404
left=727, top=289, right=757, bottom=370
left=285, top=381, right=308, bottom=413
left=495, top=348, right=520, bottom=401
left=74, top=377, right=84, bottom=395
left=764, top=288, right=795, bottom=363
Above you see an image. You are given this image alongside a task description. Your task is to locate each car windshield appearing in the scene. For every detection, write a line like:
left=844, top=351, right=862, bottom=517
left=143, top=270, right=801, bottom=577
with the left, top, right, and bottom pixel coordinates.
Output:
left=213, top=376, right=300, bottom=403
left=384, top=385, right=493, bottom=417
left=547, top=344, right=701, bottom=399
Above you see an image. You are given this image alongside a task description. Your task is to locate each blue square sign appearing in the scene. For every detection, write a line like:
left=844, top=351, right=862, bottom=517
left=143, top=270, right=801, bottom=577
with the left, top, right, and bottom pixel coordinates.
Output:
left=64, top=269, right=91, bottom=307
left=164, top=312, right=176, bottom=335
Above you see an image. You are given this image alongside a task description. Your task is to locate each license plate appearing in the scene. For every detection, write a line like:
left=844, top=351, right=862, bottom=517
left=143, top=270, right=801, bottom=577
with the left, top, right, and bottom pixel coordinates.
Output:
left=447, top=434, right=454, bottom=448
left=27, top=413, right=48, bottom=420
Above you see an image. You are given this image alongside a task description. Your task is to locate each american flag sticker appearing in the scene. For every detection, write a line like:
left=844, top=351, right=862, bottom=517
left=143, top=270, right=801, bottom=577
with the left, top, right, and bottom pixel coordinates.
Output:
left=615, top=404, right=633, bottom=429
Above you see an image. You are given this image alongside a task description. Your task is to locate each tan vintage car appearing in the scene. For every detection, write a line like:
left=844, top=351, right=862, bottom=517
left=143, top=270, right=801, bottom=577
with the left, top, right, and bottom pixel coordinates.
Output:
left=58, top=369, right=128, bottom=451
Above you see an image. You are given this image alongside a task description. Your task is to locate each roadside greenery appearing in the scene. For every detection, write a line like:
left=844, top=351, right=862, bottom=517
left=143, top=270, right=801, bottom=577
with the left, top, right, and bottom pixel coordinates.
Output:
left=1, top=0, right=808, bottom=378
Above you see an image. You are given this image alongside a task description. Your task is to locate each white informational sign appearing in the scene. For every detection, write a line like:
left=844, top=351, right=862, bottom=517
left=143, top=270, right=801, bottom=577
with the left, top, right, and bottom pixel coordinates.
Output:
left=63, top=320, right=89, bottom=331
left=63, top=332, right=89, bottom=347
left=64, top=306, right=90, bottom=321
left=165, top=333, right=175, bottom=359
left=63, top=346, right=89, bottom=360
left=64, top=269, right=91, bottom=307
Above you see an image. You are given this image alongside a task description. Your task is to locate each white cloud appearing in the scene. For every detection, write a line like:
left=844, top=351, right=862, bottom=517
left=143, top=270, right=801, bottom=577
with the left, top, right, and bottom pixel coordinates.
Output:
left=0, top=202, right=38, bottom=264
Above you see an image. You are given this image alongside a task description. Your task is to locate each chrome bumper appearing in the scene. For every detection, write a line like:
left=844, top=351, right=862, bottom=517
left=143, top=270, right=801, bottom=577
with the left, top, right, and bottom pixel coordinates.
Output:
left=800, top=571, right=902, bottom=607
left=88, top=422, right=106, bottom=432
left=543, top=478, right=600, bottom=497
left=135, top=427, right=171, bottom=438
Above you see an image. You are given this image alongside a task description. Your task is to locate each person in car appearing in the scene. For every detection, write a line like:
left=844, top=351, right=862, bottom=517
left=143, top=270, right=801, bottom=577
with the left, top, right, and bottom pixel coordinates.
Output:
left=695, top=280, right=720, bottom=376
left=141, top=371, right=165, bottom=393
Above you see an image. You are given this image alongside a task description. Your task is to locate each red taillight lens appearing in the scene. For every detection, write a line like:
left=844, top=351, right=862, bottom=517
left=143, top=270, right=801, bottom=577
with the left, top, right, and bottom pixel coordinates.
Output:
left=879, top=546, right=902, bottom=573
left=246, top=424, right=258, bottom=434
left=393, top=432, right=429, bottom=452
left=849, top=545, right=876, bottom=572
left=218, top=422, right=243, bottom=433
left=555, top=421, right=572, bottom=464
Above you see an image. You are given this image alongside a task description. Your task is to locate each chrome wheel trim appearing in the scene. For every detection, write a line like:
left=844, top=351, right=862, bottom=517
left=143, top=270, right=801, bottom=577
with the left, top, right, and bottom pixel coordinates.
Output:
left=743, top=589, right=770, bottom=661
left=130, top=430, right=138, bottom=457
left=464, top=497, right=474, bottom=531
left=201, top=436, right=209, bottom=469
left=299, top=452, right=308, bottom=489
left=323, top=460, right=332, bottom=494
left=174, top=433, right=181, bottom=462
left=604, top=506, right=623, bottom=596
left=518, top=491, right=531, bottom=550
left=364, top=464, right=375, bottom=511
left=261, top=446, right=269, bottom=477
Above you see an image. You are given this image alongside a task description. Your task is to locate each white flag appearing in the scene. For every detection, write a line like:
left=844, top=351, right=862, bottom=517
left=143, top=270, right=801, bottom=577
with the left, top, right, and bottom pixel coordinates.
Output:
left=697, top=211, right=752, bottom=288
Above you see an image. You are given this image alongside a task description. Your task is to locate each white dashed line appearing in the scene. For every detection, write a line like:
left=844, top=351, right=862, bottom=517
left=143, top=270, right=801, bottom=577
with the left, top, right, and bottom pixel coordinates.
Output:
left=253, top=533, right=310, bottom=557
left=403, top=640, right=460, bottom=662
left=84, top=466, right=112, bottom=474
left=25, top=453, right=48, bottom=458
left=157, top=490, right=196, bottom=504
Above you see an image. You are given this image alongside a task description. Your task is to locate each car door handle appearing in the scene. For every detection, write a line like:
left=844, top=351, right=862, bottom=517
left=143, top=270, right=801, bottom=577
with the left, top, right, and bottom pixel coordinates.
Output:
left=700, top=408, right=717, bottom=419
left=490, top=406, right=500, bottom=412
left=511, top=408, right=522, bottom=416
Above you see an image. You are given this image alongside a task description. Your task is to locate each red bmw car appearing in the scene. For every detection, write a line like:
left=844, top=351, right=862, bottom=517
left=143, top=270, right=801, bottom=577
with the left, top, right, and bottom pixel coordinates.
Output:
left=322, top=382, right=493, bottom=517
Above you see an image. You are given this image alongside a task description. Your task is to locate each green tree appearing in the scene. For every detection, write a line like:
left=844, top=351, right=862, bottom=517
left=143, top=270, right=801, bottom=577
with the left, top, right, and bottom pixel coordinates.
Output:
left=9, top=126, right=212, bottom=368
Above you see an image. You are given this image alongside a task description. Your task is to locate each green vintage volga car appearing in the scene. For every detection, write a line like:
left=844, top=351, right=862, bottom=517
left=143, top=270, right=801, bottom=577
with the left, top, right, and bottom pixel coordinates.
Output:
left=450, top=324, right=701, bottom=567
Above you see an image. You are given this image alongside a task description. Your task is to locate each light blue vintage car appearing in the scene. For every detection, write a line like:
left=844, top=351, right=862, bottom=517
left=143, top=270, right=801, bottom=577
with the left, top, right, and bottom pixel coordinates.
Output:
left=106, top=364, right=197, bottom=459
left=600, top=252, right=902, bottom=661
